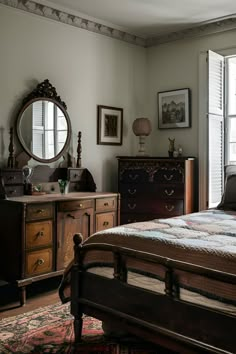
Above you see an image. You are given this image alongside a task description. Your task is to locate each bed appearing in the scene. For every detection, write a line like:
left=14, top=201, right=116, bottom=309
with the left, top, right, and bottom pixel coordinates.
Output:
left=59, top=206, right=236, bottom=354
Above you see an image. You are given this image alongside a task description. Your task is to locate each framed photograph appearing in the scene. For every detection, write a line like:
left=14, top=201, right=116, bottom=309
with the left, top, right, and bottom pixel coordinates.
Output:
left=97, top=105, right=123, bottom=145
left=158, top=88, right=191, bottom=129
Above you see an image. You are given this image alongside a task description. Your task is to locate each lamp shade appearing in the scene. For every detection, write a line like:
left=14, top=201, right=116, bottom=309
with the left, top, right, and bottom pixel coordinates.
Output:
left=132, top=117, right=152, bottom=136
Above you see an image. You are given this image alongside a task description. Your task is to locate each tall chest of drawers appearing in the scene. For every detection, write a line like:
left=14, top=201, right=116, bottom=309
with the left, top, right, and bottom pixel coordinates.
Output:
left=117, top=156, right=195, bottom=225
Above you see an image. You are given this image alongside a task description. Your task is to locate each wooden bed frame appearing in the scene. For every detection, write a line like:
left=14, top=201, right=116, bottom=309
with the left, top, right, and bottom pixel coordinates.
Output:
left=63, top=233, right=236, bottom=354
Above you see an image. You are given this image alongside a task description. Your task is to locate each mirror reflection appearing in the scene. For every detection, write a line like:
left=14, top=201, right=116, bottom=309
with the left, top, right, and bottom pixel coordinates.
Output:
left=18, top=100, right=68, bottom=161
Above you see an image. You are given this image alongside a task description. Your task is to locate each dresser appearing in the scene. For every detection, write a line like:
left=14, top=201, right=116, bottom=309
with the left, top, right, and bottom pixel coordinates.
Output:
left=0, top=191, right=120, bottom=305
left=117, top=156, right=195, bottom=224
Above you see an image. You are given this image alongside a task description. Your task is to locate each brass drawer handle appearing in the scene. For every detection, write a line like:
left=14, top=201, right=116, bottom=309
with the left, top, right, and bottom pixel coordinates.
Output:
left=37, top=231, right=44, bottom=237
left=129, top=174, right=139, bottom=181
left=128, top=203, right=136, bottom=210
left=165, top=204, right=175, bottom=212
left=164, top=174, right=173, bottom=181
left=164, top=189, right=174, bottom=196
left=128, top=188, right=136, bottom=195
left=37, top=209, right=45, bottom=214
left=104, top=202, right=109, bottom=206
left=103, top=221, right=109, bottom=226
left=36, top=258, right=45, bottom=266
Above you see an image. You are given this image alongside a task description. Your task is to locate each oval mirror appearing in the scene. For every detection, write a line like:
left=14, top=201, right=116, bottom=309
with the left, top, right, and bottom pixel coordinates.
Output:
left=16, top=81, right=71, bottom=163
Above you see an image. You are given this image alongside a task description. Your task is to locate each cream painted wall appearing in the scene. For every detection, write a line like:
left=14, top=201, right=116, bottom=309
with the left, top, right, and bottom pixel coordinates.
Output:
left=147, top=30, right=236, bottom=159
left=0, top=5, right=147, bottom=192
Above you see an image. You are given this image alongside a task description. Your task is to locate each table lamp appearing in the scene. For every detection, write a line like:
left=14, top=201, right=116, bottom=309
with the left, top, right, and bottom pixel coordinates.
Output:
left=132, top=117, right=152, bottom=155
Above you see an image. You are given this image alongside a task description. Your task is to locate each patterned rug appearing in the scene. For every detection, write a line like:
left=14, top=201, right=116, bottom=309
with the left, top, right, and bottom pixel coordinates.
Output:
left=0, top=302, right=173, bottom=353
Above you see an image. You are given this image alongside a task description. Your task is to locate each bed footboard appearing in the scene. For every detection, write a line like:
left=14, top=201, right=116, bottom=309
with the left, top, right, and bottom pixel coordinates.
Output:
left=70, top=233, right=236, bottom=354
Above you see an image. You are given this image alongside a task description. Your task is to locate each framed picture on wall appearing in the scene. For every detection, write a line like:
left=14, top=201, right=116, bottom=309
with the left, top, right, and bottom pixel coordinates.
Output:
left=158, top=88, right=191, bottom=129
left=97, top=105, right=123, bottom=145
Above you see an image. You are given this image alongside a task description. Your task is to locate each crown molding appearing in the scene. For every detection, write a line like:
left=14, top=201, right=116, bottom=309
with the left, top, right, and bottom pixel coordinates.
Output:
left=1, top=0, right=236, bottom=48
left=0, top=0, right=146, bottom=47
left=147, top=16, right=236, bottom=47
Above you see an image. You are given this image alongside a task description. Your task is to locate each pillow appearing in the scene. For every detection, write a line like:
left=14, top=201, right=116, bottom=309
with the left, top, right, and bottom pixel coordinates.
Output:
left=217, top=173, right=236, bottom=210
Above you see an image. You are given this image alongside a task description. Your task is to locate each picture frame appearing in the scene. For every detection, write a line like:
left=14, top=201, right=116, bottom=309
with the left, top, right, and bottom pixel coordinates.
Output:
left=158, top=88, right=191, bottom=129
left=97, top=105, right=123, bottom=145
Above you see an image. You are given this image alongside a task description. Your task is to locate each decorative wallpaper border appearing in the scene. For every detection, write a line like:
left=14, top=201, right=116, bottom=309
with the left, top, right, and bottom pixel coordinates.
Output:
left=1, top=0, right=236, bottom=47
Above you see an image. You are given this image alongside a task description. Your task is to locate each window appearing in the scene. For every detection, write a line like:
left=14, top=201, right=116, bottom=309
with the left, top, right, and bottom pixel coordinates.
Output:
left=207, top=51, right=236, bottom=208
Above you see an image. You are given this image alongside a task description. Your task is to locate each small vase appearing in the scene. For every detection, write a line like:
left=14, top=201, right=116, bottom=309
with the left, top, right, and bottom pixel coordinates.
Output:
left=58, top=179, right=69, bottom=194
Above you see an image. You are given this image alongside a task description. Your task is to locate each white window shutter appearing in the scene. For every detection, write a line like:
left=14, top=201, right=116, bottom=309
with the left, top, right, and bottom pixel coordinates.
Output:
left=208, top=50, right=224, bottom=208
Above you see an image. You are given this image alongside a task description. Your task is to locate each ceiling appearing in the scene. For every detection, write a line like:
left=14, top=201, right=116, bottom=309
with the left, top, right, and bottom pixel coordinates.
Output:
left=37, top=0, right=236, bottom=39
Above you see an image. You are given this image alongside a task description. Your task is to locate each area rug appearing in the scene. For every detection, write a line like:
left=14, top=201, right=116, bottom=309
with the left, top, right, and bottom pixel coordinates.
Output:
left=0, top=302, right=173, bottom=354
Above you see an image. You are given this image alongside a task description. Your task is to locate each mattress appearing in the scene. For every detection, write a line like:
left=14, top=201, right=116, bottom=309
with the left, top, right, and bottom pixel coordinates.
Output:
left=61, top=209, right=236, bottom=314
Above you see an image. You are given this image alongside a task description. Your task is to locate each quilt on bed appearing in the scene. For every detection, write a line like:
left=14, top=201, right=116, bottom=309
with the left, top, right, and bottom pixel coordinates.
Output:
left=60, top=209, right=236, bottom=312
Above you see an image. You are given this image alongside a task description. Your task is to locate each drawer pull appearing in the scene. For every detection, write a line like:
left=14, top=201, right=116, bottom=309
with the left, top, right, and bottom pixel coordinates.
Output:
left=37, top=209, right=44, bottom=214
left=79, top=203, right=83, bottom=208
left=36, top=258, right=45, bottom=266
left=165, top=204, right=175, bottom=212
left=74, top=174, right=78, bottom=178
left=164, top=189, right=174, bottom=196
left=103, top=221, right=109, bottom=226
left=104, top=202, right=109, bottom=206
left=67, top=213, right=80, bottom=220
left=164, top=174, right=173, bottom=181
left=37, top=231, right=44, bottom=237
left=128, top=188, right=137, bottom=195
left=129, top=174, right=139, bottom=181
left=128, top=203, right=136, bottom=210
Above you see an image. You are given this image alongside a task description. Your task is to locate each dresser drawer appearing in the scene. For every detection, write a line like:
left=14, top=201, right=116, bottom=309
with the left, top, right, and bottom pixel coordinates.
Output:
left=58, top=199, right=93, bottom=212
left=1, top=169, right=23, bottom=185
left=121, top=198, right=184, bottom=215
left=120, top=184, right=184, bottom=199
left=25, top=248, right=53, bottom=276
left=153, top=168, right=184, bottom=183
left=96, top=212, right=116, bottom=232
left=96, top=197, right=116, bottom=212
left=5, top=185, right=24, bottom=197
left=26, top=220, right=53, bottom=249
left=120, top=169, right=149, bottom=183
left=26, top=203, right=53, bottom=221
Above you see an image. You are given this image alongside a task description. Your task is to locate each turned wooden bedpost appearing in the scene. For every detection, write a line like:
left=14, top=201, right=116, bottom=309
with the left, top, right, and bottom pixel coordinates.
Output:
left=71, top=233, right=83, bottom=343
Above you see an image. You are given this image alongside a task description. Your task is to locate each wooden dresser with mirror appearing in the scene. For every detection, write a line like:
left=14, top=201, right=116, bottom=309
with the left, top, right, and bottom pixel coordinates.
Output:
left=0, top=80, right=120, bottom=305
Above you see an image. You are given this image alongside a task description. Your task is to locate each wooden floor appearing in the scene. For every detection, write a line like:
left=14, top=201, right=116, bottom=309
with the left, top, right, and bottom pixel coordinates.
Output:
left=0, top=276, right=61, bottom=319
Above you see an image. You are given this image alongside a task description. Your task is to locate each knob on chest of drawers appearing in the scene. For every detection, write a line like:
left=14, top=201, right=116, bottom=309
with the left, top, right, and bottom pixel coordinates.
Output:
left=36, top=258, right=45, bottom=266
left=164, top=174, right=173, bottom=181
left=37, top=231, right=44, bottom=237
left=165, top=204, right=175, bottom=212
left=36, top=209, right=45, bottom=214
left=128, top=203, right=137, bottom=210
left=128, top=174, right=139, bottom=181
left=128, top=188, right=137, bottom=195
left=164, top=189, right=174, bottom=196
left=104, top=202, right=109, bottom=206
left=103, top=221, right=109, bottom=226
